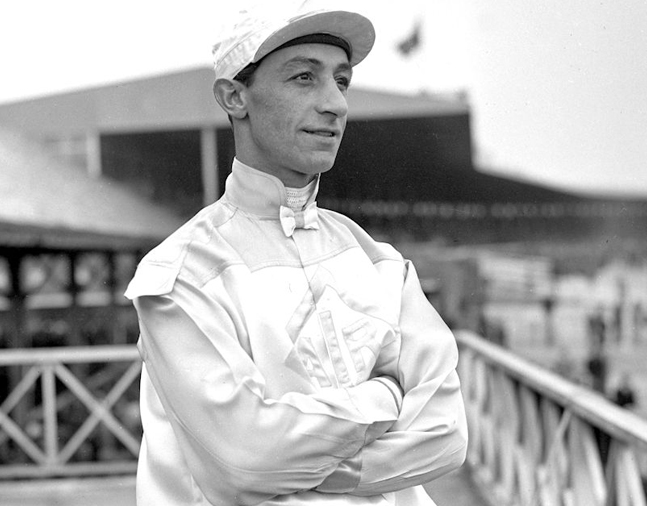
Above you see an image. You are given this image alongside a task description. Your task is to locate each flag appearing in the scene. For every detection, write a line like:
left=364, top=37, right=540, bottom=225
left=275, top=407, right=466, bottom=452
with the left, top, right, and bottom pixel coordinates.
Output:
left=397, top=21, right=422, bottom=56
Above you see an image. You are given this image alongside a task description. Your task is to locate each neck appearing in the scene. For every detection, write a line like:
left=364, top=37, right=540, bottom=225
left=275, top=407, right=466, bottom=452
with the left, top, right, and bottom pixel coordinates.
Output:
left=285, top=180, right=317, bottom=211
left=233, top=136, right=318, bottom=188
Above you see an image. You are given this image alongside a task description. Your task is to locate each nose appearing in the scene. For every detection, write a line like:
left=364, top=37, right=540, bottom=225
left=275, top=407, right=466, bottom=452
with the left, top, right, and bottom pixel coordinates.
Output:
left=316, top=78, right=348, bottom=118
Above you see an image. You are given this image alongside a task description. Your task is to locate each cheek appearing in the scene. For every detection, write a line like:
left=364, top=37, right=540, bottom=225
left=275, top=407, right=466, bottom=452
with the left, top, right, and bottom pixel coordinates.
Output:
left=255, top=98, right=293, bottom=134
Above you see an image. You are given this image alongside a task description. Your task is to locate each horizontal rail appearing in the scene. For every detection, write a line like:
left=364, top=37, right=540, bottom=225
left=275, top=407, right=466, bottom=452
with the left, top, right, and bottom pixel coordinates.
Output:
left=0, top=345, right=140, bottom=366
left=0, top=460, right=138, bottom=479
left=457, top=331, right=647, bottom=452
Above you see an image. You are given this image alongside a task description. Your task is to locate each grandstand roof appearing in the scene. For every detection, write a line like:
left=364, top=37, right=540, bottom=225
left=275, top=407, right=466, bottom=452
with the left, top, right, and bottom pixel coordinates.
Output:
left=0, top=128, right=184, bottom=251
left=0, top=67, right=470, bottom=136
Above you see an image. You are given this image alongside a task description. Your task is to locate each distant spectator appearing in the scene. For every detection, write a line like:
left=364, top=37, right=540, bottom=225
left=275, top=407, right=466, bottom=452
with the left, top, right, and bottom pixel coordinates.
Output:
left=612, top=303, right=623, bottom=344
left=587, top=352, right=608, bottom=394
left=613, top=374, right=636, bottom=409
left=588, top=309, right=606, bottom=349
left=478, top=313, right=507, bottom=347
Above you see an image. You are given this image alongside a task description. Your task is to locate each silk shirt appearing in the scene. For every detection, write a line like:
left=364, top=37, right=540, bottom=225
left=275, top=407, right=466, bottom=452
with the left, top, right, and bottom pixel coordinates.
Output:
left=125, top=159, right=467, bottom=505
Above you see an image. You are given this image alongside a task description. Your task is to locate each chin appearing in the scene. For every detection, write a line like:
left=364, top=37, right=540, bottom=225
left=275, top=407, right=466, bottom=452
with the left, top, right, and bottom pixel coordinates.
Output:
left=315, top=163, right=335, bottom=175
left=303, top=156, right=336, bottom=175
left=288, top=151, right=338, bottom=180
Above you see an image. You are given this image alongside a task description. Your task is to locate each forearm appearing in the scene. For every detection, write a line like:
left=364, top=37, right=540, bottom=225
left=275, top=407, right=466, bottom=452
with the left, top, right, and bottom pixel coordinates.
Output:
left=349, top=371, right=468, bottom=495
left=317, top=370, right=467, bottom=496
left=319, top=260, right=468, bottom=496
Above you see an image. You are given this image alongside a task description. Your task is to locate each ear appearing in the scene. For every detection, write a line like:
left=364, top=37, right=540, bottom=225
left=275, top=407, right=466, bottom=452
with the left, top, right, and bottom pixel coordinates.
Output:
left=213, top=78, right=248, bottom=120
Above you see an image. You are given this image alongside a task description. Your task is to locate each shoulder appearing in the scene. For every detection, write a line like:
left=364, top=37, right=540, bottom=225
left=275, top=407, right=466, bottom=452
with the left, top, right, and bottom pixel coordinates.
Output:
left=319, top=208, right=404, bottom=266
left=125, top=201, right=241, bottom=299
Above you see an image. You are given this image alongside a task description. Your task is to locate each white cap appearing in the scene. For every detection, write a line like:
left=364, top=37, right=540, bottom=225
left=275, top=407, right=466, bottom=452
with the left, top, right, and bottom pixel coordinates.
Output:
left=212, top=1, right=375, bottom=81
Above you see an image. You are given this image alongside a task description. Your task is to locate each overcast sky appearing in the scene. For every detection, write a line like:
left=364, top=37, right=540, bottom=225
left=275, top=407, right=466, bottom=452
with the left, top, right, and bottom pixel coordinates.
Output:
left=2, top=0, right=646, bottom=198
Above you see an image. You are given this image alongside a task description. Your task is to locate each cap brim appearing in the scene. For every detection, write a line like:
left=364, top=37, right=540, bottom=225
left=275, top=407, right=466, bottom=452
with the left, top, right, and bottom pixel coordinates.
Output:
left=254, top=10, right=375, bottom=66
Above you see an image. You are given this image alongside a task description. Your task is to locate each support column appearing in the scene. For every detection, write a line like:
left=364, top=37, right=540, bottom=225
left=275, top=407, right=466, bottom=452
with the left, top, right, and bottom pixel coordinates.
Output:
left=617, top=277, right=633, bottom=350
left=7, top=253, right=28, bottom=435
left=106, top=251, right=123, bottom=344
left=7, top=253, right=27, bottom=348
left=67, top=252, right=82, bottom=347
left=200, top=127, right=219, bottom=206
left=86, top=131, right=102, bottom=179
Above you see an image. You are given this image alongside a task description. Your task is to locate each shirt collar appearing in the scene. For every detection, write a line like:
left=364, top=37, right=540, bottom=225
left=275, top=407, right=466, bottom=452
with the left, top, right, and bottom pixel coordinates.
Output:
left=224, top=158, right=321, bottom=236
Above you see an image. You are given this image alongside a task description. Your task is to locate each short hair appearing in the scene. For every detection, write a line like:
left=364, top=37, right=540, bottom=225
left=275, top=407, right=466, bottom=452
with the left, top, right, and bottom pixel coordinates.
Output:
left=233, top=61, right=260, bottom=87
left=231, top=33, right=349, bottom=87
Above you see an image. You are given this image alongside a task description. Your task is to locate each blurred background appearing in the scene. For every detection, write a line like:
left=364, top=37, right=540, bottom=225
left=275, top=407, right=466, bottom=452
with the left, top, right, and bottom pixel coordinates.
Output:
left=1, top=1, right=646, bottom=504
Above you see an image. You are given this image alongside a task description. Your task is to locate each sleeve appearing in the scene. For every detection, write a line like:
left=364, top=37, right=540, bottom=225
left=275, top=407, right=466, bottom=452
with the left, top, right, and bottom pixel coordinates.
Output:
left=317, top=260, right=468, bottom=496
left=132, top=272, right=402, bottom=506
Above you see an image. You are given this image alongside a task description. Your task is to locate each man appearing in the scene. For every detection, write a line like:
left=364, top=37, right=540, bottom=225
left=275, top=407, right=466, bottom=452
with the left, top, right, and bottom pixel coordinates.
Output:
left=125, top=3, right=467, bottom=505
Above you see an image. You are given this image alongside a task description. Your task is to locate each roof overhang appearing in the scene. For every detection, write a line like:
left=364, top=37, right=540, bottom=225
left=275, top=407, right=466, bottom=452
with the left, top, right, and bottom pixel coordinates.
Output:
left=0, top=222, right=162, bottom=253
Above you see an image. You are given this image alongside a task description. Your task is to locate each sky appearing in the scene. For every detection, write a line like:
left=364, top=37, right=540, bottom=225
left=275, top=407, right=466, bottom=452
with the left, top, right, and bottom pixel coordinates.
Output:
left=2, top=0, right=647, bottom=198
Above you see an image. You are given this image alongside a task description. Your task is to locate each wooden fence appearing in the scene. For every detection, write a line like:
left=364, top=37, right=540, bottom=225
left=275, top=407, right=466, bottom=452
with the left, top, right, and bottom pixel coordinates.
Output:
left=0, top=345, right=141, bottom=478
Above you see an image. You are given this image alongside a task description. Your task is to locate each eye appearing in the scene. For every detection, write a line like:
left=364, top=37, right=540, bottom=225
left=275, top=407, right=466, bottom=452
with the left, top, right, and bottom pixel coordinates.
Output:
left=336, top=76, right=351, bottom=91
left=293, top=72, right=313, bottom=82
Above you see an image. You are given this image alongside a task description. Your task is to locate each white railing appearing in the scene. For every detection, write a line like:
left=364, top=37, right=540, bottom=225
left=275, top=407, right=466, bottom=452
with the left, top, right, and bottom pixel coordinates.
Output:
left=0, top=345, right=141, bottom=479
left=3, top=334, right=647, bottom=506
left=457, top=330, right=647, bottom=506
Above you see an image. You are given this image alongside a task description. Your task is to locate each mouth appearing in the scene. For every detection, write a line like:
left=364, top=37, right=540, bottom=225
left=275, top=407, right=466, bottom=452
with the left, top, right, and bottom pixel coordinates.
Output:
left=303, top=128, right=338, bottom=138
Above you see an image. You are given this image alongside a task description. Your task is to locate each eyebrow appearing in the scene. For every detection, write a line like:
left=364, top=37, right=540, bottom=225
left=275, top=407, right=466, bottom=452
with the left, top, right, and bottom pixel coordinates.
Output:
left=281, top=56, right=353, bottom=75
